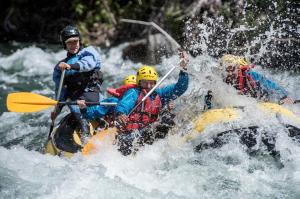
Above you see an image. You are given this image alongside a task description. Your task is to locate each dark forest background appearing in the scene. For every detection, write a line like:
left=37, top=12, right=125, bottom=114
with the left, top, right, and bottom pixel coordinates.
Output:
left=0, top=0, right=299, bottom=70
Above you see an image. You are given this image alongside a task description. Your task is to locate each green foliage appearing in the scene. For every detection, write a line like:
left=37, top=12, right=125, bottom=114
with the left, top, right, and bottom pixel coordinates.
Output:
left=164, top=2, right=185, bottom=41
left=72, top=0, right=112, bottom=26
left=74, top=3, right=86, bottom=15
left=68, top=0, right=188, bottom=45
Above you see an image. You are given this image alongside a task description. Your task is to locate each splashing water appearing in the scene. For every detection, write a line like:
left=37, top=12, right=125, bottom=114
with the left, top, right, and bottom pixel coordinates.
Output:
left=184, top=1, right=299, bottom=71
left=1, top=18, right=300, bottom=199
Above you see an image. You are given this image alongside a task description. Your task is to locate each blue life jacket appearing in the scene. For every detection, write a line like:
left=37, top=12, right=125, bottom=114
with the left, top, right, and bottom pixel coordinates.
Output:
left=53, top=46, right=103, bottom=101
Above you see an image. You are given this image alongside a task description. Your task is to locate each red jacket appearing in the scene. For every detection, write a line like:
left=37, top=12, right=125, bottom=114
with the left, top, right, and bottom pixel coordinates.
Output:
left=107, top=84, right=137, bottom=98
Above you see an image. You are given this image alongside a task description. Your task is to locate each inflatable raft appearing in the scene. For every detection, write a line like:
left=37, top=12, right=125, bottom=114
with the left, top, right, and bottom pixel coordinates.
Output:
left=191, top=103, right=300, bottom=154
left=45, top=103, right=300, bottom=157
left=45, top=114, right=117, bottom=157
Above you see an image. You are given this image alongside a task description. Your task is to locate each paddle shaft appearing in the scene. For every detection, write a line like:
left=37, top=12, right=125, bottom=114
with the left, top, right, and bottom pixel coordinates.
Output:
left=56, top=70, right=66, bottom=101
left=49, top=69, right=65, bottom=138
left=120, top=19, right=181, bottom=48
left=129, top=65, right=177, bottom=114
left=58, top=101, right=117, bottom=106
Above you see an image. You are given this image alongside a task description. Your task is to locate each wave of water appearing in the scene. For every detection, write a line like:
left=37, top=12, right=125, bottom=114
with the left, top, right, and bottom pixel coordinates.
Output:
left=0, top=42, right=300, bottom=198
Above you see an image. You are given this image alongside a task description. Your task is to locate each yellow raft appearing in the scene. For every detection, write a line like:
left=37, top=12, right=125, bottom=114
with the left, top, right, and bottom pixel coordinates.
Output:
left=45, top=103, right=300, bottom=157
left=186, top=102, right=300, bottom=141
left=45, top=114, right=118, bottom=157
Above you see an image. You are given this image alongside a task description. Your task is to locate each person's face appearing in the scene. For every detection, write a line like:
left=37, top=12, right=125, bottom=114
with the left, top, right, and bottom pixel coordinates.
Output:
left=140, top=80, right=156, bottom=91
left=65, top=38, right=80, bottom=54
left=224, top=65, right=238, bottom=84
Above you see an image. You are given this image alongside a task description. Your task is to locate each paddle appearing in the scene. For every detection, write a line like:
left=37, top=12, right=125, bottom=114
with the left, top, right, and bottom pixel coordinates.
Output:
left=129, top=65, right=179, bottom=114
left=6, top=92, right=117, bottom=113
left=49, top=69, right=66, bottom=136
left=56, top=69, right=66, bottom=104
left=121, top=19, right=184, bottom=114
left=120, top=19, right=181, bottom=49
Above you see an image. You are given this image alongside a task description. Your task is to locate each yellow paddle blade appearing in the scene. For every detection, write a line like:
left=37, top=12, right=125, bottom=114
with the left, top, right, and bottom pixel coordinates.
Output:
left=6, top=92, right=58, bottom=113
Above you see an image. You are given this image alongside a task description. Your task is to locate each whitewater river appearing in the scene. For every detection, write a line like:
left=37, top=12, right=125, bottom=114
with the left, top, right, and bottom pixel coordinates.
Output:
left=1, top=42, right=300, bottom=199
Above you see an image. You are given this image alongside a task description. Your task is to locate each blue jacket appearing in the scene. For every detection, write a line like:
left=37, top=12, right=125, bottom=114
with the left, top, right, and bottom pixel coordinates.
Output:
left=83, top=70, right=189, bottom=120
left=117, top=70, right=189, bottom=115
left=53, top=46, right=102, bottom=101
left=82, top=97, right=119, bottom=120
left=249, top=70, right=288, bottom=99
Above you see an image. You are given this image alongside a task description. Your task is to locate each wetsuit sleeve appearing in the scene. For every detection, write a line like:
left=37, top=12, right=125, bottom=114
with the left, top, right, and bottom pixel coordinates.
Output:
left=82, top=97, right=119, bottom=120
left=116, top=89, right=139, bottom=115
left=156, top=70, right=189, bottom=106
left=76, top=46, right=102, bottom=71
left=250, top=71, right=288, bottom=98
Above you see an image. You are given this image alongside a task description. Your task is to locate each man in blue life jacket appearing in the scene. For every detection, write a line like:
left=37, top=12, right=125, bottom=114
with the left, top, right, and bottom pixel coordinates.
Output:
left=220, top=54, right=294, bottom=105
left=51, top=25, right=103, bottom=141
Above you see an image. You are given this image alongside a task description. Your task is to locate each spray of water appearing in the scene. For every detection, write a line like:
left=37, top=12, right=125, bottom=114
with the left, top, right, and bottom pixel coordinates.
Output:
left=0, top=8, right=300, bottom=197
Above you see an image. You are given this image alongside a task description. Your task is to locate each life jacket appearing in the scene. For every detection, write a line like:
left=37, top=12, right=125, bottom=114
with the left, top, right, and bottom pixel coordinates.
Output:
left=237, top=65, right=258, bottom=98
left=62, top=55, right=103, bottom=100
left=107, top=84, right=137, bottom=98
left=126, top=89, right=162, bottom=131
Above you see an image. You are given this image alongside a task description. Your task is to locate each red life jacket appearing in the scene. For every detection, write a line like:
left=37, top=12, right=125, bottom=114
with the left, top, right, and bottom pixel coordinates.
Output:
left=107, top=84, right=137, bottom=98
left=238, top=65, right=257, bottom=96
left=126, top=89, right=162, bottom=131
